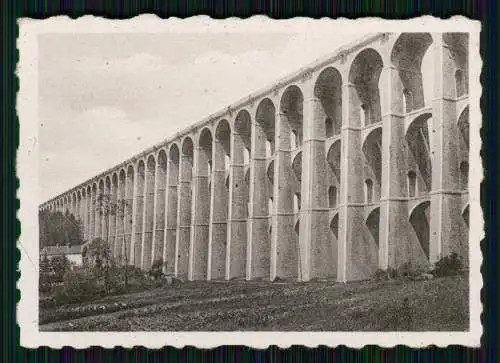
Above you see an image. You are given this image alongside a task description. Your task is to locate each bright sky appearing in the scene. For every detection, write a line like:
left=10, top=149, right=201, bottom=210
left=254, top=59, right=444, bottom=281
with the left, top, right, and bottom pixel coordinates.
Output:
left=39, top=26, right=364, bottom=202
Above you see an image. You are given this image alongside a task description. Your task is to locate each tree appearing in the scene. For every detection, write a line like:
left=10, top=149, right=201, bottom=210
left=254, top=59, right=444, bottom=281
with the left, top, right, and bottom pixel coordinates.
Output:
left=95, top=194, right=131, bottom=290
left=39, top=210, right=83, bottom=248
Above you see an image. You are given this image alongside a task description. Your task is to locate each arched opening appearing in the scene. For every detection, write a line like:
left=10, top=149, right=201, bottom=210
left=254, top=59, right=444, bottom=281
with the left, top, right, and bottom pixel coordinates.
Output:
left=349, top=49, right=383, bottom=126
left=234, top=110, right=252, bottom=221
left=459, top=161, right=469, bottom=190
left=410, top=201, right=431, bottom=259
left=268, top=197, right=274, bottom=216
left=96, top=179, right=105, bottom=239
left=406, top=113, right=432, bottom=192
left=267, top=160, right=274, bottom=185
left=256, top=98, right=276, bottom=159
left=103, top=176, right=111, bottom=241
left=215, top=119, right=231, bottom=213
left=294, top=193, right=301, bottom=213
left=362, top=127, right=382, bottom=201
left=327, top=140, right=341, bottom=204
left=443, top=33, right=469, bottom=98
left=315, top=67, right=342, bottom=137
left=408, top=170, right=417, bottom=197
left=365, top=179, right=374, bottom=204
left=366, top=207, right=380, bottom=247
left=391, top=33, right=433, bottom=111
left=280, top=85, right=304, bottom=149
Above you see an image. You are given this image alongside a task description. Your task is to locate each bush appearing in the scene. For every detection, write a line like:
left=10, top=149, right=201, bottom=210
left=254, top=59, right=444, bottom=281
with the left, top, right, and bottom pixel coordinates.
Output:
left=373, top=263, right=429, bottom=281
left=54, top=267, right=103, bottom=304
left=149, top=259, right=166, bottom=281
left=432, top=253, right=463, bottom=277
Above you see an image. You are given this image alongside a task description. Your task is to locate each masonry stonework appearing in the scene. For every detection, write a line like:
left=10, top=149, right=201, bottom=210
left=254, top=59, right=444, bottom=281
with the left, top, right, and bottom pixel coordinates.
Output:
left=40, top=33, right=470, bottom=282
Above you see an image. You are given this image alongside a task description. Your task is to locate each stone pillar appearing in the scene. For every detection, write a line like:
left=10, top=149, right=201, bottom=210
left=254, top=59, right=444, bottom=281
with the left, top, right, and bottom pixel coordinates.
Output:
left=141, top=162, right=155, bottom=270
left=152, top=159, right=166, bottom=267
left=378, top=65, right=410, bottom=269
left=89, top=188, right=96, bottom=242
left=109, top=179, right=118, bottom=256
left=247, top=120, right=270, bottom=279
left=189, top=146, right=210, bottom=280
left=95, top=186, right=102, bottom=240
left=337, top=83, right=365, bottom=282
left=164, top=153, right=179, bottom=275
left=299, top=94, right=332, bottom=280
left=226, top=131, right=248, bottom=280
left=115, top=177, right=125, bottom=260
left=429, top=34, right=463, bottom=263
left=132, top=164, right=145, bottom=268
left=208, top=140, right=228, bottom=280
left=175, top=152, right=193, bottom=279
left=124, top=172, right=134, bottom=265
left=80, top=193, right=87, bottom=241
left=102, top=182, right=110, bottom=242
left=270, top=111, right=297, bottom=280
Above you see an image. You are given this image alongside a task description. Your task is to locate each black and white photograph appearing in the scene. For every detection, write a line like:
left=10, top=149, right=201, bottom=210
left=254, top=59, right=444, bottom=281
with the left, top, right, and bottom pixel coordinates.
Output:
left=17, top=16, right=482, bottom=348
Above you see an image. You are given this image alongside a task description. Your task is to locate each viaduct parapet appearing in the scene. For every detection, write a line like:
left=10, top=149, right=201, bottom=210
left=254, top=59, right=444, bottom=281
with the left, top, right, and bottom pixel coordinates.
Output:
left=40, top=32, right=470, bottom=282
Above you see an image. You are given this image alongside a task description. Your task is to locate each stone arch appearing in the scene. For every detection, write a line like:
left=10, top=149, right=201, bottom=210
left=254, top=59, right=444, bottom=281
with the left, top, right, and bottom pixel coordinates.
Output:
left=280, top=85, right=304, bottom=149
left=330, top=213, right=339, bottom=239
left=391, top=33, right=433, bottom=111
left=366, top=207, right=380, bottom=247
left=141, top=154, right=157, bottom=270
left=314, top=67, right=342, bottom=136
left=409, top=200, right=431, bottom=259
left=406, top=113, right=432, bottom=192
left=348, top=48, right=383, bottom=126
left=255, top=98, right=276, bottom=158
left=215, top=119, right=231, bottom=172
left=443, top=33, right=469, bottom=98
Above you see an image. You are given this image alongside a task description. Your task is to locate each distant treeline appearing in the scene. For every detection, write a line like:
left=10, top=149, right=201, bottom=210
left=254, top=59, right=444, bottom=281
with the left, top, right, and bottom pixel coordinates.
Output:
left=39, top=210, right=83, bottom=248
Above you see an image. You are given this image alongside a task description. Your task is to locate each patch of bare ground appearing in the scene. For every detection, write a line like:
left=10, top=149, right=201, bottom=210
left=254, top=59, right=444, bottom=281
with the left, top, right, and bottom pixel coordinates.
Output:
left=39, top=274, right=468, bottom=331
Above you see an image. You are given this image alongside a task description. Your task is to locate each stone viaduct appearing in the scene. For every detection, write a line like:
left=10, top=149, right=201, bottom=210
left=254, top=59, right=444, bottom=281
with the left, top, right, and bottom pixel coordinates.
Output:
left=39, top=32, right=470, bottom=282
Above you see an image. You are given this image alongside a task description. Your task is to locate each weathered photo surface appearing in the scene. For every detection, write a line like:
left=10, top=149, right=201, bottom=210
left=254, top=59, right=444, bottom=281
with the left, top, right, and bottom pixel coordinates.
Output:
left=17, top=16, right=482, bottom=348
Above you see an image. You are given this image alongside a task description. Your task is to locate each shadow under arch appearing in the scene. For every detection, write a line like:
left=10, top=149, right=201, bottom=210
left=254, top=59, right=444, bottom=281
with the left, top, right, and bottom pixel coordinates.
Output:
left=409, top=200, right=431, bottom=259
left=366, top=207, right=380, bottom=248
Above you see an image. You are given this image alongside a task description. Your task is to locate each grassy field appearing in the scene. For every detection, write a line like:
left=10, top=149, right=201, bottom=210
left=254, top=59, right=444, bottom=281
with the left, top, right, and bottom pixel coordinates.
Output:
left=39, top=274, right=468, bottom=331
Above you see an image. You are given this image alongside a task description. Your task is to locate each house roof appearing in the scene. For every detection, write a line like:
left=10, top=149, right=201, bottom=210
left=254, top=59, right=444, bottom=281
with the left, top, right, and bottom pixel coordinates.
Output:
left=42, top=244, right=84, bottom=256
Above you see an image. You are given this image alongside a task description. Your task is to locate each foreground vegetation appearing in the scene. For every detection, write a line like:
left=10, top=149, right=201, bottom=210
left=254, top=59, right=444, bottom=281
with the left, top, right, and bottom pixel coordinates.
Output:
left=40, top=273, right=468, bottom=331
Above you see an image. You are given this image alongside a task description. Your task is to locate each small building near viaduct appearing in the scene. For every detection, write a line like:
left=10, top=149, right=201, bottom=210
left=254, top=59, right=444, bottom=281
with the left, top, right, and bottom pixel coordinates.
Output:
left=39, top=32, right=470, bottom=282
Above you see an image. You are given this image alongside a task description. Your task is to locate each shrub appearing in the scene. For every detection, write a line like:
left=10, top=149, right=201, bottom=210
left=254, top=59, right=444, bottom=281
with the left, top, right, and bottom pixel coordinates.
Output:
left=54, top=267, right=103, bottom=304
left=396, top=262, right=428, bottom=280
left=149, top=259, right=166, bottom=281
left=432, top=252, right=463, bottom=277
left=50, top=254, right=72, bottom=283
